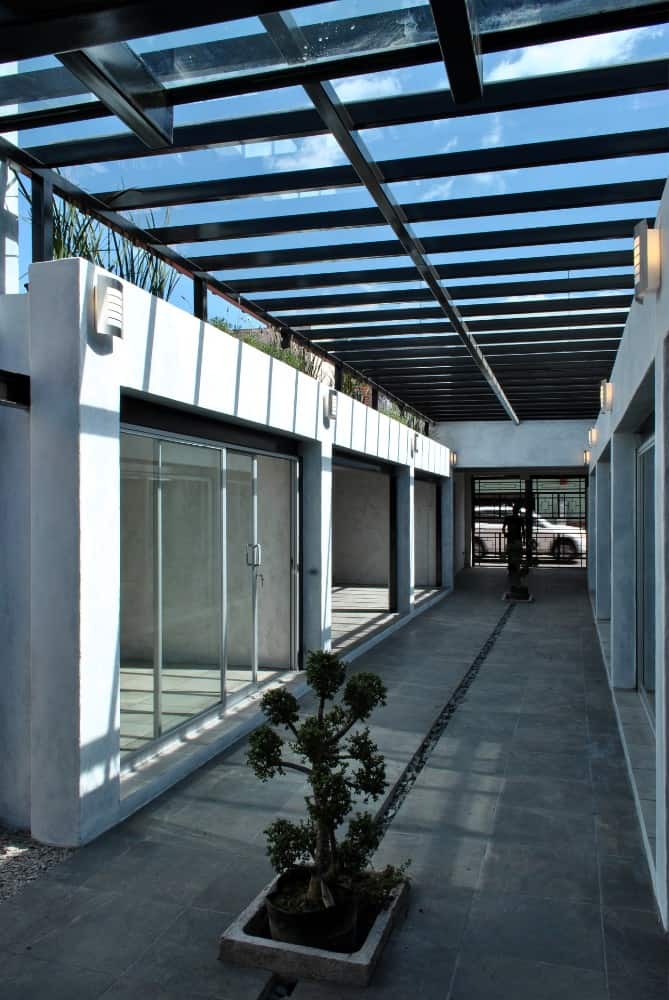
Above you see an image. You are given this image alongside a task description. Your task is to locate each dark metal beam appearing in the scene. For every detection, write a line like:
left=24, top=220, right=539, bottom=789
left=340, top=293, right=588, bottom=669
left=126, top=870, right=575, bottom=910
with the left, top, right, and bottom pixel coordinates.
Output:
left=259, top=277, right=635, bottom=312
left=148, top=179, right=665, bottom=245
left=311, top=318, right=626, bottom=342
left=91, top=128, right=669, bottom=206
left=284, top=297, right=631, bottom=327
left=58, top=42, right=173, bottom=148
left=31, top=173, right=54, bottom=263
left=0, top=1, right=320, bottom=62
left=260, top=9, right=519, bottom=424
left=193, top=276, right=208, bottom=322
left=191, top=219, right=639, bottom=273
left=232, top=252, right=633, bottom=294
left=430, top=0, right=482, bottom=104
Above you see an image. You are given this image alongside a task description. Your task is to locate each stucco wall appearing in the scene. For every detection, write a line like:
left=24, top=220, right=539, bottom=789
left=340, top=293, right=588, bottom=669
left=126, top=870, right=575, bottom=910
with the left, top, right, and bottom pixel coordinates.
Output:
left=332, top=466, right=390, bottom=587
left=433, top=419, right=591, bottom=470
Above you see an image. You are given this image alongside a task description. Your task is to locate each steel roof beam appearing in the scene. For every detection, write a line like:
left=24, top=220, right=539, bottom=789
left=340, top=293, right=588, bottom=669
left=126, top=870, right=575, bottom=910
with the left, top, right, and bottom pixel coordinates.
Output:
left=91, top=128, right=669, bottom=207
left=57, top=42, right=173, bottom=149
left=259, top=276, right=635, bottom=311
left=239, top=258, right=632, bottom=294
left=260, top=9, right=518, bottom=424
left=191, top=219, right=639, bottom=273
left=149, top=179, right=665, bottom=245
left=310, top=317, right=626, bottom=341
left=430, top=0, right=483, bottom=104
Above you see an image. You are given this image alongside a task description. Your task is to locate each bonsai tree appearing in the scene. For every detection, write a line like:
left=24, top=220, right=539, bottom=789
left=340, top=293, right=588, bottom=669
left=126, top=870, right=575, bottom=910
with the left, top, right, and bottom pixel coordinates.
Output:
left=247, top=650, right=404, bottom=910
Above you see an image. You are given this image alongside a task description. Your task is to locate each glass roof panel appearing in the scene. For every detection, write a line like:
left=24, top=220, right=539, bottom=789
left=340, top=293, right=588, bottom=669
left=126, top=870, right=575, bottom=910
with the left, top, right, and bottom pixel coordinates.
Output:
left=478, top=0, right=665, bottom=34
left=130, top=4, right=436, bottom=90
left=0, top=55, right=97, bottom=115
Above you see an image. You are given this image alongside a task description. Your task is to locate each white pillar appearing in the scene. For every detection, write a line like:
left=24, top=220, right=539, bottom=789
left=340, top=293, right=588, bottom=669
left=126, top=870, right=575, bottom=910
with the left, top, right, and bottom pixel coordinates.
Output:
left=595, top=461, right=611, bottom=621
left=610, top=433, right=637, bottom=688
left=654, top=339, right=669, bottom=928
left=441, top=476, right=454, bottom=590
left=395, top=466, right=414, bottom=615
left=301, top=437, right=333, bottom=654
left=30, top=258, right=121, bottom=845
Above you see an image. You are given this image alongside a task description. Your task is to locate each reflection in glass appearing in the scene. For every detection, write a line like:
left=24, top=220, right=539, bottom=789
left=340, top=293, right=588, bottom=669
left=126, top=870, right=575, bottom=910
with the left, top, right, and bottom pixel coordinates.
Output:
left=225, top=451, right=255, bottom=694
left=638, top=443, right=655, bottom=712
left=160, top=441, right=223, bottom=735
left=120, top=434, right=157, bottom=755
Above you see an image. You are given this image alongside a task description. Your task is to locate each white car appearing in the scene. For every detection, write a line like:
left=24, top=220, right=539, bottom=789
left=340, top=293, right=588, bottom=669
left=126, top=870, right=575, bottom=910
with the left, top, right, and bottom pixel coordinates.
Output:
left=473, top=506, right=587, bottom=563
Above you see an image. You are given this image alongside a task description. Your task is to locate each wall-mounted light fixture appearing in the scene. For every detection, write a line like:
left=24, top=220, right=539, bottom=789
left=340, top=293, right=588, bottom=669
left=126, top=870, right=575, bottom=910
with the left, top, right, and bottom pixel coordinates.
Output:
left=450, top=450, right=457, bottom=467
left=95, top=274, right=124, bottom=337
left=587, top=426, right=598, bottom=448
left=583, top=449, right=591, bottom=466
left=634, top=219, right=661, bottom=303
left=599, top=379, right=614, bottom=414
left=326, top=388, right=338, bottom=421
left=413, top=432, right=421, bottom=455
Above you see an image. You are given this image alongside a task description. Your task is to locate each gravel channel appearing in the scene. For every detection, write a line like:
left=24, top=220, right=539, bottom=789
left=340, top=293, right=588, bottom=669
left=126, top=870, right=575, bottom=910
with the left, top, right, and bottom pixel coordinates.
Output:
left=0, top=826, right=72, bottom=903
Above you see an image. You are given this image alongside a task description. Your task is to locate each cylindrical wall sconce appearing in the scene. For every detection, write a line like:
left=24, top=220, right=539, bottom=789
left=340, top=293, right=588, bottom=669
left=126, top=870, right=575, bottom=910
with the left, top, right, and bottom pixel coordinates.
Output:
left=587, top=426, right=598, bottom=448
left=583, top=449, right=591, bottom=466
left=450, top=450, right=457, bottom=467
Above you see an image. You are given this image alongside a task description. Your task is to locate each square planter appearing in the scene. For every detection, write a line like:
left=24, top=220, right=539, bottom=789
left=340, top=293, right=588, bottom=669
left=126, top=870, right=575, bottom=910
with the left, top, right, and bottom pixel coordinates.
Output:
left=219, top=875, right=410, bottom=987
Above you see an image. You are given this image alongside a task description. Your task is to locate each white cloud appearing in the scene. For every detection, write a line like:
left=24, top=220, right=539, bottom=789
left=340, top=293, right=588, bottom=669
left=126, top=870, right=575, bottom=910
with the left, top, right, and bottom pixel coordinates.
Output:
left=487, top=29, right=640, bottom=82
left=440, top=136, right=459, bottom=154
left=333, top=73, right=402, bottom=104
left=264, top=133, right=343, bottom=172
left=419, top=177, right=455, bottom=203
left=482, top=114, right=503, bottom=148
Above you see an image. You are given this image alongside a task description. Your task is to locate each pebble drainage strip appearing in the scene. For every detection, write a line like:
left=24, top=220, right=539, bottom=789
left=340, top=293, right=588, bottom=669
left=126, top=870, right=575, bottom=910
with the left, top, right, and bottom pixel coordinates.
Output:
left=261, top=602, right=516, bottom=999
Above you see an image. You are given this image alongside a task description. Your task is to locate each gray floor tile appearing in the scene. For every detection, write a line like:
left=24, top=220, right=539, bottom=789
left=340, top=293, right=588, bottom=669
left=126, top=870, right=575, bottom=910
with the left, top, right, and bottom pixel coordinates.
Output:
left=603, top=906, right=669, bottom=970
left=125, top=906, right=269, bottom=999
left=599, top=855, right=656, bottom=912
left=500, top=774, right=593, bottom=815
left=505, top=748, right=590, bottom=781
left=0, top=950, right=113, bottom=1000
left=478, top=842, right=600, bottom=903
left=462, top=892, right=605, bottom=971
left=448, top=953, right=608, bottom=1000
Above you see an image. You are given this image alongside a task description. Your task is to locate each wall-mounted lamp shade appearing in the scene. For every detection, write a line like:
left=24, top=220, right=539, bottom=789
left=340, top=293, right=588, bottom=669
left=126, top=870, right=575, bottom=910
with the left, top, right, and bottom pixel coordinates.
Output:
left=633, top=220, right=661, bottom=302
left=583, top=449, right=591, bottom=466
left=327, top=388, right=338, bottom=420
left=587, top=427, right=598, bottom=448
left=450, top=450, right=457, bottom=467
left=95, top=275, right=123, bottom=337
left=599, top=379, right=614, bottom=413
left=413, top=432, right=421, bottom=454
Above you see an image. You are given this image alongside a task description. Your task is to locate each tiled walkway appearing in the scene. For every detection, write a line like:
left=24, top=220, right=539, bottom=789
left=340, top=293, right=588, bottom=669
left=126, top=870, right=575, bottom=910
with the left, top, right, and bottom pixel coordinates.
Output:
left=2, top=570, right=666, bottom=998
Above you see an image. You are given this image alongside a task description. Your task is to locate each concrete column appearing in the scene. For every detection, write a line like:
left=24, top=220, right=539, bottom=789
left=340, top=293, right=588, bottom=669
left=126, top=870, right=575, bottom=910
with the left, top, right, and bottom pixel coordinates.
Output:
left=587, top=470, right=596, bottom=598
left=654, top=339, right=669, bottom=928
left=30, top=258, right=121, bottom=845
left=301, top=436, right=333, bottom=654
left=610, top=433, right=637, bottom=688
left=595, top=461, right=611, bottom=621
left=395, top=466, right=414, bottom=615
left=441, top=477, right=454, bottom=591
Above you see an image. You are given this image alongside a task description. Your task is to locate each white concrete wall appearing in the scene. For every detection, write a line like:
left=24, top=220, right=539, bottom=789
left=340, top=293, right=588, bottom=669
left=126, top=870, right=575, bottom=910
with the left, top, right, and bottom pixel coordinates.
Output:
left=11, top=257, right=450, bottom=845
left=586, top=177, right=669, bottom=927
left=433, top=419, right=591, bottom=469
left=332, top=466, right=390, bottom=587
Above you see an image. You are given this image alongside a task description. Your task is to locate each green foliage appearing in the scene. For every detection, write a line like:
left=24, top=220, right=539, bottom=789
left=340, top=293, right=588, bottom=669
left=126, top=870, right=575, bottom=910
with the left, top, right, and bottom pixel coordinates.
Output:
left=247, top=649, right=406, bottom=910
left=305, top=649, right=346, bottom=702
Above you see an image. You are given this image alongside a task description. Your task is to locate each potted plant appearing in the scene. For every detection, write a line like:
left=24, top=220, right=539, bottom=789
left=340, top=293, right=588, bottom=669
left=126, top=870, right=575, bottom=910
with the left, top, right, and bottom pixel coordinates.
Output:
left=245, top=650, right=409, bottom=953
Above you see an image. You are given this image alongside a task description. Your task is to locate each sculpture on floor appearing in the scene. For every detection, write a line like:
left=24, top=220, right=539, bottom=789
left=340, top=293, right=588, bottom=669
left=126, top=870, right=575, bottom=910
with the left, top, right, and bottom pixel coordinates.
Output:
left=502, top=503, right=532, bottom=601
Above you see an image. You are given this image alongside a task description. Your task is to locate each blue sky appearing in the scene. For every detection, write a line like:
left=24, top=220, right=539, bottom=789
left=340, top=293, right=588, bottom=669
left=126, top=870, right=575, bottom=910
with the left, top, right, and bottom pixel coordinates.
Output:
left=5, top=4, right=669, bottom=332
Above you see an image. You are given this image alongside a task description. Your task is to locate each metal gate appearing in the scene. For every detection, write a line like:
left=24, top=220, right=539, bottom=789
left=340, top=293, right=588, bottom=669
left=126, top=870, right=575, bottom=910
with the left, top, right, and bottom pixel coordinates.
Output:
left=472, top=476, right=587, bottom=567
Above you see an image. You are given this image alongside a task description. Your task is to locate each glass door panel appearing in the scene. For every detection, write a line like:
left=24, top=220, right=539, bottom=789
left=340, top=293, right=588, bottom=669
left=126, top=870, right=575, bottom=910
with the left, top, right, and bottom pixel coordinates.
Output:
left=120, top=433, right=157, bottom=755
left=637, top=443, right=655, bottom=714
left=160, top=440, right=223, bottom=735
left=257, top=455, right=296, bottom=673
left=225, top=450, right=256, bottom=696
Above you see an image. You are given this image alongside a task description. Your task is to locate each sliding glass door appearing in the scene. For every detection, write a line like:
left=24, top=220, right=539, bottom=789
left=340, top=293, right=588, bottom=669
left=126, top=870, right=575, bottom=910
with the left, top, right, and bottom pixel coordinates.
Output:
left=120, top=432, right=298, bottom=758
left=637, top=440, right=655, bottom=715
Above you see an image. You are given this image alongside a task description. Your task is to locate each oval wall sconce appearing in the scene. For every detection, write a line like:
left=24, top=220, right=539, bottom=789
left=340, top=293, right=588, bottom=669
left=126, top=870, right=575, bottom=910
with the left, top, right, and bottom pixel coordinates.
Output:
left=599, top=380, right=614, bottom=413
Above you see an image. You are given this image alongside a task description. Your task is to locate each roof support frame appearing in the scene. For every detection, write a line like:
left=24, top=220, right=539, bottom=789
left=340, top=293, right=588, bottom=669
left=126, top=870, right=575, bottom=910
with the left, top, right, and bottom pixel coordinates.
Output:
left=260, top=9, right=519, bottom=424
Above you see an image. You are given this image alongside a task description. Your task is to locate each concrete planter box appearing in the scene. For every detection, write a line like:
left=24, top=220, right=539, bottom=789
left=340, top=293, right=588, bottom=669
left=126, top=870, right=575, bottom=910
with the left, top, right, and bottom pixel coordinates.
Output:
left=219, top=875, right=410, bottom=986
